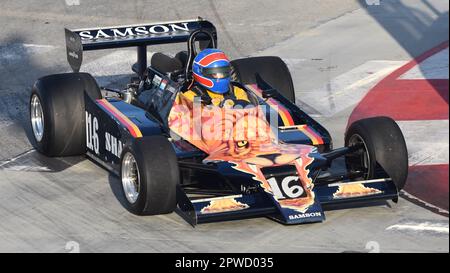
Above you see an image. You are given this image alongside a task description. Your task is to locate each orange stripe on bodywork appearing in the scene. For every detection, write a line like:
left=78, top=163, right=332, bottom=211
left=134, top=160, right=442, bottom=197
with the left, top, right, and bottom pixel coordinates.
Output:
left=97, top=99, right=143, bottom=138
left=296, top=125, right=324, bottom=145
left=247, top=84, right=295, bottom=126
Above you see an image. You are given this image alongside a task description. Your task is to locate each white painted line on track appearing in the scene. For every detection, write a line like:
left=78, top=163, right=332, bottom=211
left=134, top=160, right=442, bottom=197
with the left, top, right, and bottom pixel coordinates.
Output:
left=400, top=48, right=449, bottom=80
left=65, top=0, right=81, bottom=6
left=296, top=60, right=407, bottom=117
left=0, top=149, right=35, bottom=168
left=22, top=44, right=56, bottom=49
left=386, top=221, right=449, bottom=234
left=2, top=165, right=51, bottom=172
left=397, top=120, right=449, bottom=166
left=0, top=43, right=56, bottom=60
left=0, top=120, right=14, bottom=128
left=282, top=58, right=308, bottom=68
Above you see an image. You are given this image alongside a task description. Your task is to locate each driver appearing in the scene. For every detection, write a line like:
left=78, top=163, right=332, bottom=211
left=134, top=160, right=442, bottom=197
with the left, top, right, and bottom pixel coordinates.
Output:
left=184, top=48, right=250, bottom=107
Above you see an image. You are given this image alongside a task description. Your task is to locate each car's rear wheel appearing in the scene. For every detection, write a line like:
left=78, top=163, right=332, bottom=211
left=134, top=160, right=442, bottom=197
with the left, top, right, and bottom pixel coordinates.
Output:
left=30, top=94, right=45, bottom=143
left=231, top=56, right=296, bottom=103
left=120, top=136, right=179, bottom=215
left=30, top=72, right=102, bottom=157
left=345, top=116, right=408, bottom=190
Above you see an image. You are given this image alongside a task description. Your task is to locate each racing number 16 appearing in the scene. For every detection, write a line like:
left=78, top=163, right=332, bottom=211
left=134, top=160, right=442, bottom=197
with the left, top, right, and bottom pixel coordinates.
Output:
left=267, top=176, right=304, bottom=199
left=86, top=111, right=99, bottom=155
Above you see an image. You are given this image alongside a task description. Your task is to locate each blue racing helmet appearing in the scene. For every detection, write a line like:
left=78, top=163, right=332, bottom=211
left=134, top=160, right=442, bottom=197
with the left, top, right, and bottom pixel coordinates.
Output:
left=192, top=48, right=231, bottom=94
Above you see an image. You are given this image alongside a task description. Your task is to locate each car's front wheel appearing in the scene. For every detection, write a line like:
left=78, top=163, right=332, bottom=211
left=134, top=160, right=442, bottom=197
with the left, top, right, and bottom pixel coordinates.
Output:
left=345, top=116, right=408, bottom=190
left=120, top=136, right=179, bottom=215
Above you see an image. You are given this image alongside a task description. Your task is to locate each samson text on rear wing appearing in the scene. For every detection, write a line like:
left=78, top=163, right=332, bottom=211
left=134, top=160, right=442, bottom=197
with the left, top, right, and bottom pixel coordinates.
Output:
left=65, top=18, right=216, bottom=77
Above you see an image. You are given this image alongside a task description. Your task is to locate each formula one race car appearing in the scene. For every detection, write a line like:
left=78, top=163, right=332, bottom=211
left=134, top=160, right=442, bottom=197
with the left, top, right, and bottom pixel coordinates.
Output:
left=29, top=18, right=408, bottom=225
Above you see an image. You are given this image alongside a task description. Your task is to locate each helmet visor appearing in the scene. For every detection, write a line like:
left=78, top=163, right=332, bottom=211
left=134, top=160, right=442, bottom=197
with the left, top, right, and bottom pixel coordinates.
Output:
left=202, top=66, right=231, bottom=79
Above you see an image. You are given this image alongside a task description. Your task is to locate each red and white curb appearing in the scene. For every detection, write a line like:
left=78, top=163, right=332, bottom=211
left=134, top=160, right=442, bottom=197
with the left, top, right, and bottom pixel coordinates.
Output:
left=349, top=41, right=449, bottom=215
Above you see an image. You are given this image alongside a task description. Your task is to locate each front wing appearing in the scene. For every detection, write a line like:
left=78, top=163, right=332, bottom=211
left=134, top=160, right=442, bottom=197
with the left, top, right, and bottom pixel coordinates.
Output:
left=177, top=175, right=398, bottom=226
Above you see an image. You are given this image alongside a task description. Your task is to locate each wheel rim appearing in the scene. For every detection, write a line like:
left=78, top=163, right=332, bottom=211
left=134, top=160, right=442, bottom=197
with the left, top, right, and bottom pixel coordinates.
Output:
left=121, top=152, right=141, bottom=204
left=347, top=134, right=371, bottom=179
left=30, top=94, right=44, bottom=142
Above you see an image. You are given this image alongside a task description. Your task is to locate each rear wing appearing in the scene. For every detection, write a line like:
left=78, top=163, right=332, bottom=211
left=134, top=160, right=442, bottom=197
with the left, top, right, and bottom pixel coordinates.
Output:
left=65, top=18, right=216, bottom=76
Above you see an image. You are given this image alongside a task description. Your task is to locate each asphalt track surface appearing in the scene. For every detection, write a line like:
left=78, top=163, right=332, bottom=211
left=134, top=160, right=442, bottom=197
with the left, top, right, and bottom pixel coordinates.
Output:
left=0, top=0, right=448, bottom=252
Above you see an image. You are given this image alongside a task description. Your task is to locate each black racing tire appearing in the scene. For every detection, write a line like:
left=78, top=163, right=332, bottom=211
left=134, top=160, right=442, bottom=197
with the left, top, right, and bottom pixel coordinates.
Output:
left=175, top=50, right=189, bottom=68
left=120, top=136, right=179, bottom=215
left=230, top=56, right=295, bottom=103
left=345, top=116, right=408, bottom=190
left=29, top=72, right=102, bottom=157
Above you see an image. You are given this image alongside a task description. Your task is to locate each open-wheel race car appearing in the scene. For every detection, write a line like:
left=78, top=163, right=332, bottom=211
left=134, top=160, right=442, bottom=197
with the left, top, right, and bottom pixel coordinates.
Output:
left=29, top=18, right=408, bottom=225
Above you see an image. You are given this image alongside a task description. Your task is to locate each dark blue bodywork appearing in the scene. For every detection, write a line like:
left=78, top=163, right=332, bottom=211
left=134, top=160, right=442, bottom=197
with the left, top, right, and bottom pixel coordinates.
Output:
left=83, top=68, right=399, bottom=226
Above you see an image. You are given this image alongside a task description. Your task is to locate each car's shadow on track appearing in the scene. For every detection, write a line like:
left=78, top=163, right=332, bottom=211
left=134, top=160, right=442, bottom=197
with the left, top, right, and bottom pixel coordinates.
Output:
left=323, top=200, right=391, bottom=212
left=106, top=172, right=134, bottom=214
left=70, top=155, right=135, bottom=214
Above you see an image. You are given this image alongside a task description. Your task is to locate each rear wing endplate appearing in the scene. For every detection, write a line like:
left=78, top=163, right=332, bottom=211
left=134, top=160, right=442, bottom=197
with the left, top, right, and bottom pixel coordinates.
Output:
left=65, top=18, right=216, bottom=75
